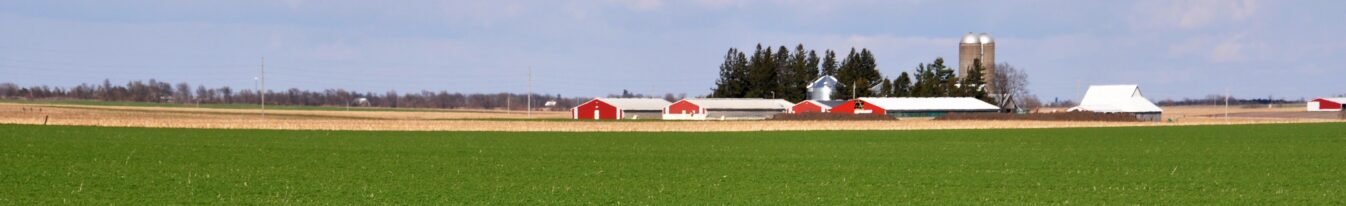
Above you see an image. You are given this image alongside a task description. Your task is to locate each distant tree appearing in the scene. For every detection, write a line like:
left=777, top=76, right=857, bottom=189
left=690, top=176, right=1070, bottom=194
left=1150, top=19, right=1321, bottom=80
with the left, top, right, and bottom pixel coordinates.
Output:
left=821, top=50, right=837, bottom=76
left=990, top=62, right=1031, bottom=107
left=773, top=45, right=792, bottom=99
left=959, top=58, right=989, bottom=101
left=745, top=45, right=780, bottom=98
left=893, top=72, right=912, bottom=97
left=878, top=78, right=893, bottom=97
left=835, top=48, right=883, bottom=99
left=711, top=48, right=749, bottom=98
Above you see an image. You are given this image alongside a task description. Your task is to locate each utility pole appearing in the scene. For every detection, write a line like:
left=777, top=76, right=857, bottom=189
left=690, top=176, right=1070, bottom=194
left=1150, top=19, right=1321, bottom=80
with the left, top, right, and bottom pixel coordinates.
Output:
left=851, top=81, right=857, bottom=100
left=261, top=57, right=266, bottom=118
left=527, top=66, right=533, bottom=118
left=1224, top=87, right=1230, bottom=121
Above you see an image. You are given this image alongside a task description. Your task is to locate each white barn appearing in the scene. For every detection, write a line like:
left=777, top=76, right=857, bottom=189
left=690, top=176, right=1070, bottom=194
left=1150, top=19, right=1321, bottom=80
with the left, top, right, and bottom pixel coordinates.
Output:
left=1068, top=85, right=1164, bottom=121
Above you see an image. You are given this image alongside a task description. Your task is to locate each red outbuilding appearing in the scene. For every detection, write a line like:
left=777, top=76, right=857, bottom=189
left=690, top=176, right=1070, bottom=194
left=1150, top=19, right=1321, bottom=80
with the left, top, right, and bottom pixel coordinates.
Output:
left=828, top=99, right=887, bottom=115
left=791, top=100, right=847, bottom=113
left=571, top=98, right=672, bottom=120
left=1308, top=98, right=1346, bottom=112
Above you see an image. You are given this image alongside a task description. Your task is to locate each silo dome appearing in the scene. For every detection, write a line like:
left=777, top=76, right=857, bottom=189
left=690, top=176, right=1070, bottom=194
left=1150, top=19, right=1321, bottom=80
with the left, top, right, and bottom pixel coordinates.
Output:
left=961, top=32, right=980, bottom=44
left=978, top=33, right=994, bottom=44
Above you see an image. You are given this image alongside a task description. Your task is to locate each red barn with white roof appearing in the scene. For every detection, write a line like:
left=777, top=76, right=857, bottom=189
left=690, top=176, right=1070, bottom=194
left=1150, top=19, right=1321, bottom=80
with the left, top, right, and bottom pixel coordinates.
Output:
left=1308, top=98, right=1346, bottom=112
left=571, top=98, right=672, bottom=120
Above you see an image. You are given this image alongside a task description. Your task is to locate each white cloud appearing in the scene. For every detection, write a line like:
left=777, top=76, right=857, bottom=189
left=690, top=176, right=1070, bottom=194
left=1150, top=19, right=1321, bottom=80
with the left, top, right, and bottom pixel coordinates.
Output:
left=1132, top=0, right=1259, bottom=30
left=614, top=0, right=664, bottom=11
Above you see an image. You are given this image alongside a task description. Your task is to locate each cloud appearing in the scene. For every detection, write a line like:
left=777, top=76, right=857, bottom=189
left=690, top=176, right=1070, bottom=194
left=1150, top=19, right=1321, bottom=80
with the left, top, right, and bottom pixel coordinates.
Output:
left=614, top=0, right=664, bottom=11
left=1131, top=0, right=1259, bottom=30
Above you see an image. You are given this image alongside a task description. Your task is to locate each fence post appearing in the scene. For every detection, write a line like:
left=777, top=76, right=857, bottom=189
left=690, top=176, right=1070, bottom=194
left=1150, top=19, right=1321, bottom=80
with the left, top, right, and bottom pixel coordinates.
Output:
left=43, top=115, right=49, bottom=125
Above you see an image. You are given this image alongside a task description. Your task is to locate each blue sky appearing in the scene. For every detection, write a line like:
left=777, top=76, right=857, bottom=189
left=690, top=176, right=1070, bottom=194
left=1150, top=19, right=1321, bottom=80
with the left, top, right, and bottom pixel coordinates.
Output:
left=1, top=0, right=1342, bottom=101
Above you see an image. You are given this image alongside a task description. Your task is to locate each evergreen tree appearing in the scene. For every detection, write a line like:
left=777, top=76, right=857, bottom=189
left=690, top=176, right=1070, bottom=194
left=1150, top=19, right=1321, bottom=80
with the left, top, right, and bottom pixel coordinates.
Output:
left=781, top=44, right=817, bottom=102
left=745, top=45, right=779, bottom=98
left=960, top=58, right=989, bottom=100
left=893, top=72, right=912, bottom=97
left=832, top=48, right=859, bottom=100
left=879, top=78, right=893, bottom=97
left=821, top=50, right=838, bottom=76
left=833, top=48, right=883, bottom=99
left=773, top=45, right=792, bottom=99
left=927, top=57, right=957, bottom=96
left=711, top=48, right=744, bottom=97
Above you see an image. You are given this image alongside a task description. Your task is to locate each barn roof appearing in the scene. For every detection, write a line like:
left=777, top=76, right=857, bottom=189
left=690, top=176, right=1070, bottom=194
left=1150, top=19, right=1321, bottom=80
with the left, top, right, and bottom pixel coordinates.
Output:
left=683, top=98, right=793, bottom=110
left=1068, top=85, right=1163, bottom=113
left=1315, top=97, right=1346, bottom=103
left=593, top=98, right=672, bottom=111
left=858, top=97, right=1000, bottom=111
left=801, top=100, right=847, bottom=109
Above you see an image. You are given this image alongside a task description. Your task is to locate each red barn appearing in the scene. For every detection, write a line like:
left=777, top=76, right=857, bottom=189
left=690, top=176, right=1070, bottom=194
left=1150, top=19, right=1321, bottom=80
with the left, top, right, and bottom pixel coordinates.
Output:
left=1307, top=98, right=1346, bottom=112
left=791, top=100, right=847, bottom=113
left=571, top=98, right=672, bottom=120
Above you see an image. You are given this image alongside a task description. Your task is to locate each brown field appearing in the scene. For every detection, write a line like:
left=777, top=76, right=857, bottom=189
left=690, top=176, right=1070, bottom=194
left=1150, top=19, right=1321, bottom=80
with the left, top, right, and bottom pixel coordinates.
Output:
left=1, top=102, right=1338, bottom=131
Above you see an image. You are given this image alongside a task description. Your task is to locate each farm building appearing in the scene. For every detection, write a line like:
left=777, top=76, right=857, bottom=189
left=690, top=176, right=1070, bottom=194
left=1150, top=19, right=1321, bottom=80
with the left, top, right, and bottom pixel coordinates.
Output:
left=829, top=97, right=1000, bottom=118
left=571, top=98, right=672, bottom=120
left=663, top=98, right=794, bottom=120
left=1067, top=85, right=1164, bottom=121
left=1307, top=98, right=1346, bottom=111
left=792, top=100, right=847, bottom=113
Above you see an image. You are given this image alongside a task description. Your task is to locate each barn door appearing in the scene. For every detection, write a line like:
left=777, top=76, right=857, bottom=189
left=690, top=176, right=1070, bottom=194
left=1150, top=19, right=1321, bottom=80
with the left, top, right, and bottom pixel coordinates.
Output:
left=594, top=110, right=601, bottom=120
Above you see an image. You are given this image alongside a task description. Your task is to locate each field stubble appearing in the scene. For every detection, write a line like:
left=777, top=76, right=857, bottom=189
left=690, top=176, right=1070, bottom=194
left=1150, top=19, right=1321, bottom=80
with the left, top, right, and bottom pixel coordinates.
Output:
left=0, top=103, right=1336, bottom=131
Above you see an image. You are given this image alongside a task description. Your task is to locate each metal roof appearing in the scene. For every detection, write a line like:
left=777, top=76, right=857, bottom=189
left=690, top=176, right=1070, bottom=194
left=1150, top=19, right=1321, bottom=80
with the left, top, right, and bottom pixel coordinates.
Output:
left=961, top=32, right=980, bottom=44
left=1315, top=97, right=1346, bottom=103
left=800, top=100, right=847, bottom=109
left=808, top=75, right=838, bottom=91
left=858, top=97, right=1000, bottom=111
left=682, top=98, right=793, bottom=110
left=592, top=98, right=672, bottom=111
left=1068, top=85, right=1163, bottom=113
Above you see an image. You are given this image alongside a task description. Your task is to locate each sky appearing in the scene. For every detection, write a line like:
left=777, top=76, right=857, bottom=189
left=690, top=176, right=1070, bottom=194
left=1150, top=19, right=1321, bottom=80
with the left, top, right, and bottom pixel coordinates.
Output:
left=1, top=0, right=1343, bottom=101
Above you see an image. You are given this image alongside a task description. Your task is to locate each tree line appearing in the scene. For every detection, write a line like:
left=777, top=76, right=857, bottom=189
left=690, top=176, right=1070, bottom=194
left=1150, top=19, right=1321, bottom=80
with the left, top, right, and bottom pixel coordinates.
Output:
left=710, top=44, right=1002, bottom=103
left=0, top=79, right=587, bottom=110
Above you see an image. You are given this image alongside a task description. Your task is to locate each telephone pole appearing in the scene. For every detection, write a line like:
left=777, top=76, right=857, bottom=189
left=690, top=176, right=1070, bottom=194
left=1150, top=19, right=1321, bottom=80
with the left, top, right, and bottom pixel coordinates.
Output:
left=260, top=57, right=266, bottom=118
left=527, top=66, right=533, bottom=118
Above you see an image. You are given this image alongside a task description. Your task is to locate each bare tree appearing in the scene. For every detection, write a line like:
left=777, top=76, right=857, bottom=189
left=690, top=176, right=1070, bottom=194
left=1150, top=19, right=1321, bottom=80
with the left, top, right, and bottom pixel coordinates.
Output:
left=990, top=63, right=1031, bottom=108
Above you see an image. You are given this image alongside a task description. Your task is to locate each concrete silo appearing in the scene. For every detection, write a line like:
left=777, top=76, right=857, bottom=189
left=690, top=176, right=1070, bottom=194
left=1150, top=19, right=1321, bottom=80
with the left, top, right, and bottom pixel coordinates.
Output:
left=958, top=32, right=996, bottom=94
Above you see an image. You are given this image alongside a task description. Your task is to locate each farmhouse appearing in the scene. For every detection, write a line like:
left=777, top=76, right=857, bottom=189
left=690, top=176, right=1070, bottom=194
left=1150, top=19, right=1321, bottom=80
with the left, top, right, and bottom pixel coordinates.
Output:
left=663, top=98, right=793, bottom=120
left=1067, top=85, right=1164, bottom=121
left=792, top=100, right=847, bottom=113
left=1307, top=98, right=1346, bottom=112
left=829, top=97, right=1000, bottom=117
left=571, top=98, right=672, bottom=120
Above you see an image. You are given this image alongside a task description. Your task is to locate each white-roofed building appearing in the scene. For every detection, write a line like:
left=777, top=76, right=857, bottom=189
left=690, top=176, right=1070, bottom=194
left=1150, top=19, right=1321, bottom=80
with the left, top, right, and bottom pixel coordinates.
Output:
left=1307, top=98, right=1346, bottom=112
left=829, top=97, right=1000, bottom=118
left=663, top=98, right=794, bottom=120
left=792, top=100, right=847, bottom=113
left=571, top=98, right=672, bottom=120
left=1067, top=85, right=1164, bottom=121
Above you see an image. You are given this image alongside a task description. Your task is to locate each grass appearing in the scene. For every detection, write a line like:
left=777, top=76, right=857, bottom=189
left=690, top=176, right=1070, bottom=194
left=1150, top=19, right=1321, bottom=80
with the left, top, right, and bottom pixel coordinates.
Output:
left=0, top=98, right=506, bottom=113
left=1, top=123, right=1344, bottom=204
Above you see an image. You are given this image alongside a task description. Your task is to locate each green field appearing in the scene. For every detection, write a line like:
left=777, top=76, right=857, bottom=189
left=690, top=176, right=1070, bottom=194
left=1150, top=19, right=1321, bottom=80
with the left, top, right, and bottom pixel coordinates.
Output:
left=2, top=123, right=1343, bottom=204
left=0, top=99, right=479, bottom=113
